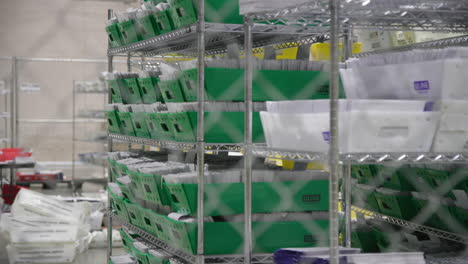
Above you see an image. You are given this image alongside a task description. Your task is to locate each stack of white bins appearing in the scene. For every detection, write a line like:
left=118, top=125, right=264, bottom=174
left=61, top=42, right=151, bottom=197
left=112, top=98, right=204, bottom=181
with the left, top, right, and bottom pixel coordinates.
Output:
left=1, top=189, right=91, bottom=264
left=261, top=54, right=468, bottom=153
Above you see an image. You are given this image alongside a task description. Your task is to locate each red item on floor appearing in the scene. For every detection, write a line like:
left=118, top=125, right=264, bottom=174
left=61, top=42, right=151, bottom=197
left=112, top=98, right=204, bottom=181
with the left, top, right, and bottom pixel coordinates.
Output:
left=2, top=184, right=28, bottom=205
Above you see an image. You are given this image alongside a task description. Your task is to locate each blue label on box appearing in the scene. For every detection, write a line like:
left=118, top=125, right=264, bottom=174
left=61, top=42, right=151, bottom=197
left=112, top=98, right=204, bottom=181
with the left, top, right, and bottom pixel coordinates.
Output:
left=414, top=80, right=430, bottom=93
left=424, top=101, right=434, bottom=112
left=322, top=131, right=330, bottom=144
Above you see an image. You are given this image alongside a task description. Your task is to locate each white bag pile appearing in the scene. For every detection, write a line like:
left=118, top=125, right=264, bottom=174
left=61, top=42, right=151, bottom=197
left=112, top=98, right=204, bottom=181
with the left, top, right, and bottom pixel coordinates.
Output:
left=1, top=189, right=92, bottom=264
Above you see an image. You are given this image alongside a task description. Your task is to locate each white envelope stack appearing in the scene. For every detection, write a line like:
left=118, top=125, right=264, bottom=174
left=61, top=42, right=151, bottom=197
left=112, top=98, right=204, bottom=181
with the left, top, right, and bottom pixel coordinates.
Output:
left=1, top=189, right=92, bottom=264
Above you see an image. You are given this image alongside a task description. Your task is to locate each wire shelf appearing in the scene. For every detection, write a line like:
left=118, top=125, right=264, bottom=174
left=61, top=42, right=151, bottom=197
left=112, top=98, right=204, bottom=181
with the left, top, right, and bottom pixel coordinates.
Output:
left=426, top=255, right=468, bottom=264
left=352, top=206, right=468, bottom=244
left=252, top=145, right=327, bottom=162
left=250, top=0, right=468, bottom=32
left=342, top=152, right=468, bottom=164
left=353, top=34, right=468, bottom=57
left=110, top=212, right=273, bottom=264
left=109, top=134, right=243, bottom=152
left=108, top=23, right=329, bottom=57
left=252, top=145, right=468, bottom=164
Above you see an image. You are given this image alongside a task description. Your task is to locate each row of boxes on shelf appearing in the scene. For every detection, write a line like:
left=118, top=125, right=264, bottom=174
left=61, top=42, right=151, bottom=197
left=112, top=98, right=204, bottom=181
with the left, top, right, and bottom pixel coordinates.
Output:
left=109, top=60, right=343, bottom=104
left=118, top=230, right=171, bottom=264
left=109, top=185, right=330, bottom=255
left=106, top=0, right=243, bottom=48
left=106, top=103, right=265, bottom=143
left=261, top=99, right=468, bottom=153
left=342, top=49, right=468, bottom=101
left=352, top=181, right=468, bottom=233
left=108, top=72, right=163, bottom=105
left=108, top=156, right=330, bottom=216
left=157, top=60, right=343, bottom=103
left=351, top=164, right=468, bottom=196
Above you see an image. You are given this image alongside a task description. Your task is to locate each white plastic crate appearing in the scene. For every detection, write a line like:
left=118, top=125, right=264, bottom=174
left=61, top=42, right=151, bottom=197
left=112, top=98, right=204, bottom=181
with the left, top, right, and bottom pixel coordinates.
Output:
left=343, top=111, right=439, bottom=153
left=432, top=100, right=468, bottom=152
left=261, top=100, right=439, bottom=153
left=266, top=99, right=427, bottom=113
left=341, top=59, right=468, bottom=100
left=261, top=112, right=338, bottom=152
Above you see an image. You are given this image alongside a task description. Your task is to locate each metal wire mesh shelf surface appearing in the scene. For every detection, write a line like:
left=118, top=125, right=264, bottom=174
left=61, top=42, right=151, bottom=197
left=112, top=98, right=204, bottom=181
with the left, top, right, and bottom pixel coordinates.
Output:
left=252, top=145, right=468, bottom=164
left=250, top=0, right=468, bottom=32
left=109, top=133, right=243, bottom=152
left=251, top=145, right=327, bottom=162
left=352, top=206, right=468, bottom=244
left=107, top=23, right=329, bottom=56
left=426, top=255, right=468, bottom=264
left=352, top=34, right=468, bottom=57
left=110, top=212, right=273, bottom=264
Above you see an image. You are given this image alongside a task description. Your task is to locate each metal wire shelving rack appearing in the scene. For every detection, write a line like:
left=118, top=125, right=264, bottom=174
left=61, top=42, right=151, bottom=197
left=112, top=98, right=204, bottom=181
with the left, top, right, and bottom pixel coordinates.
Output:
left=105, top=2, right=332, bottom=263
left=106, top=1, right=468, bottom=264
left=243, top=1, right=468, bottom=264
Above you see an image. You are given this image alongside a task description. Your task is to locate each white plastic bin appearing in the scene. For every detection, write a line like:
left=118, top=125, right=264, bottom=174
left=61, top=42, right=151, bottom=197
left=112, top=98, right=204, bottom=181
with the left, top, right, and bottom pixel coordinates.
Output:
left=341, top=59, right=468, bottom=100
left=343, top=111, right=439, bottom=153
left=261, top=111, right=340, bottom=152
left=432, top=100, right=468, bottom=152
left=261, top=100, right=439, bottom=153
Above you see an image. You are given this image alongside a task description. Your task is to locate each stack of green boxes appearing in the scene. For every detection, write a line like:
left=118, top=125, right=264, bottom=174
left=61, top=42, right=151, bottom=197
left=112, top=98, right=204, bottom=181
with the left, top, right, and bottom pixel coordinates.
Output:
left=106, top=59, right=348, bottom=143
left=106, top=18, right=124, bottom=48
left=160, top=67, right=342, bottom=103
left=108, top=106, right=266, bottom=143
left=107, top=73, right=163, bottom=105
left=350, top=164, right=468, bottom=234
left=109, top=158, right=331, bottom=255
left=106, top=0, right=244, bottom=48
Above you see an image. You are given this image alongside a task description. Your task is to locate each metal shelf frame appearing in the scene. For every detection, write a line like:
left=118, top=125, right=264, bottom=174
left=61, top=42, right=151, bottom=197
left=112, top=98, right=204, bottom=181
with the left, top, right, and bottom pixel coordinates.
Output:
left=106, top=1, right=468, bottom=263
left=243, top=1, right=468, bottom=264
left=72, top=80, right=108, bottom=191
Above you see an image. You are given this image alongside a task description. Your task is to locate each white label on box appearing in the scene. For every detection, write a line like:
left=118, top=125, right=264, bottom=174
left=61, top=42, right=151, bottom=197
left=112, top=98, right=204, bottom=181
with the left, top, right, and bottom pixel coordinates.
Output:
left=20, top=83, right=41, bottom=93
